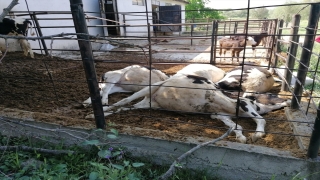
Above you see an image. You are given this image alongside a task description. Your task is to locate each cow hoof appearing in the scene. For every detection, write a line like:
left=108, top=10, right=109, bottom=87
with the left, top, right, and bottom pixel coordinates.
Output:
left=236, top=135, right=247, bottom=144
left=251, top=132, right=265, bottom=142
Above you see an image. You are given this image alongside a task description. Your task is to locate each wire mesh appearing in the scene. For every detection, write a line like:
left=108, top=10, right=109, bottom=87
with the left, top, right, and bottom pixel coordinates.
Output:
left=0, top=2, right=320, bottom=158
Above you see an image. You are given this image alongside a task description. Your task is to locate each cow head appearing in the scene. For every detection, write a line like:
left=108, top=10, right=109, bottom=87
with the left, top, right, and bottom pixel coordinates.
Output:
left=245, top=37, right=257, bottom=46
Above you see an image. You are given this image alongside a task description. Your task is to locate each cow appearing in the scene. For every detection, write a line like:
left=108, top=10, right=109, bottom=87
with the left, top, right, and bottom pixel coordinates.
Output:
left=231, top=32, right=269, bottom=57
left=217, top=66, right=275, bottom=97
left=175, top=63, right=225, bottom=83
left=0, top=18, right=34, bottom=58
left=82, top=65, right=169, bottom=107
left=219, top=36, right=257, bottom=63
left=83, top=64, right=225, bottom=107
left=85, top=74, right=290, bottom=143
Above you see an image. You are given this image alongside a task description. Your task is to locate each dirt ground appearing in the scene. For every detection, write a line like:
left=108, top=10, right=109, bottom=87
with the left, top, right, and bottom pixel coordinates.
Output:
left=0, top=51, right=306, bottom=158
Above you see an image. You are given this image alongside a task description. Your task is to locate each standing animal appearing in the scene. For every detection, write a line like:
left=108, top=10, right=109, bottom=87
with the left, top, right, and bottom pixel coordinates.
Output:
left=231, top=32, right=268, bottom=57
left=0, top=18, right=34, bottom=58
left=219, top=36, right=257, bottom=63
left=86, top=74, right=290, bottom=143
left=82, top=65, right=169, bottom=107
left=217, top=66, right=275, bottom=97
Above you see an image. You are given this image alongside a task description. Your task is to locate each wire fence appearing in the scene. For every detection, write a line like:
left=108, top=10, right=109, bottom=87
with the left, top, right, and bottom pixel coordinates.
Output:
left=0, top=2, right=320, bottom=159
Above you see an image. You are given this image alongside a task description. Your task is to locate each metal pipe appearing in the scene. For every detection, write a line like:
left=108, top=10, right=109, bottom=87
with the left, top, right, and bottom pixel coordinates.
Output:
left=31, top=13, right=49, bottom=56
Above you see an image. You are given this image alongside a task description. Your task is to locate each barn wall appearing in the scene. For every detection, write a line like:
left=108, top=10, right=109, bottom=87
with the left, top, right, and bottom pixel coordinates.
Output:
left=117, top=0, right=154, bottom=36
left=0, top=0, right=104, bottom=53
left=117, top=0, right=186, bottom=36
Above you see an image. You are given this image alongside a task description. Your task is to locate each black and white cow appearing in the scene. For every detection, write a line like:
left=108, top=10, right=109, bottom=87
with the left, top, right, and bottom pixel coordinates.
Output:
left=85, top=74, right=290, bottom=143
left=0, top=18, right=34, bottom=58
left=83, top=64, right=225, bottom=107
left=217, top=66, right=275, bottom=97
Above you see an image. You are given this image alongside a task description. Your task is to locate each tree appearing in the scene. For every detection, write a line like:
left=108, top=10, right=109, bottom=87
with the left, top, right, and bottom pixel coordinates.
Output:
left=298, top=0, right=320, bottom=20
left=185, top=0, right=224, bottom=20
left=250, top=7, right=269, bottom=19
left=269, top=0, right=311, bottom=27
left=222, top=9, right=247, bottom=19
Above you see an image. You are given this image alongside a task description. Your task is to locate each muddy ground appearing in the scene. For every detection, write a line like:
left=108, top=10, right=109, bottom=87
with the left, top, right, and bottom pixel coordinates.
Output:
left=0, top=51, right=306, bottom=158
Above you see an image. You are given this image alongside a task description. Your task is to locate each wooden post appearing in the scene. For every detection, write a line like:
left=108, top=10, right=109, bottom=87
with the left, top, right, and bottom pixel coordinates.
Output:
left=122, top=14, right=127, bottom=36
left=210, top=20, right=218, bottom=65
left=292, top=4, right=320, bottom=109
left=274, top=19, right=284, bottom=67
left=307, top=103, right=320, bottom=159
left=281, top=14, right=301, bottom=92
left=234, top=22, right=238, bottom=34
left=69, top=0, right=105, bottom=129
left=191, top=18, right=194, bottom=46
left=267, top=19, right=278, bottom=69
left=305, top=4, right=320, bottom=159
left=206, top=18, right=209, bottom=36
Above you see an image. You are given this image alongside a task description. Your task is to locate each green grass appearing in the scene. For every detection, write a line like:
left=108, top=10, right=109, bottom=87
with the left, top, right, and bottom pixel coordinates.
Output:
left=0, top=134, right=219, bottom=180
left=280, top=20, right=309, bottom=36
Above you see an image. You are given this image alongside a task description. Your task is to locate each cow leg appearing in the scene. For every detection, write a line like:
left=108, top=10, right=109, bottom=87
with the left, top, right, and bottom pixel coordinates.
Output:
left=231, top=50, right=235, bottom=63
left=252, top=48, right=256, bottom=57
left=103, top=80, right=165, bottom=112
left=18, top=36, right=34, bottom=59
left=82, top=73, right=121, bottom=107
left=236, top=51, right=240, bottom=62
left=85, top=87, right=162, bottom=120
left=239, top=99, right=266, bottom=142
left=27, top=42, right=34, bottom=58
left=254, top=100, right=290, bottom=115
left=104, top=96, right=160, bottom=117
left=85, top=80, right=165, bottom=119
left=210, top=114, right=247, bottom=143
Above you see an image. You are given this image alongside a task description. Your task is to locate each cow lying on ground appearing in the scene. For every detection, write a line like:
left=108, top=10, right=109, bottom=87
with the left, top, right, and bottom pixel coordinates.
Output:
left=219, top=36, right=257, bottom=63
left=231, top=32, right=268, bottom=57
left=82, top=65, right=169, bottom=107
left=0, top=18, right=34, bottom=58
left=83, top=64, right=225, bottom=107
left=217, top=66, right=275, bottom=97
left=85, top=74, right=290, bottom=143
left=175, top=63, right=225, bottom=82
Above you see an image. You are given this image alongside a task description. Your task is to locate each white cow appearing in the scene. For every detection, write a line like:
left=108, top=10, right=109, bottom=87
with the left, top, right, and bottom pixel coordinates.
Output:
left=217, top=66, right=275, bottom=97
left=86, top=74, right=290, bottom=143
left=83, top=64, right=225, bottom=107
left=82, top=65, right=169, bottom=107
left=175, top=63, right=225, bottom=83
left=0, top=18, right=35, bottom=59
left=0, top=33, right=34, bottom=59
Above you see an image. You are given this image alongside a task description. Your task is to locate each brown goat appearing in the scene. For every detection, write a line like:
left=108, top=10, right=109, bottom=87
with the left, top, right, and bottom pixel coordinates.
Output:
left=231, top=32, right=268, bottom=57
left=219, top=36, right=257, bottom=63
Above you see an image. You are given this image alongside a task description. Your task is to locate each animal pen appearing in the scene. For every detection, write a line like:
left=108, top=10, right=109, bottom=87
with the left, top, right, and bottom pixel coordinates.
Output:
left=1, top=0, right=320, bottom=179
